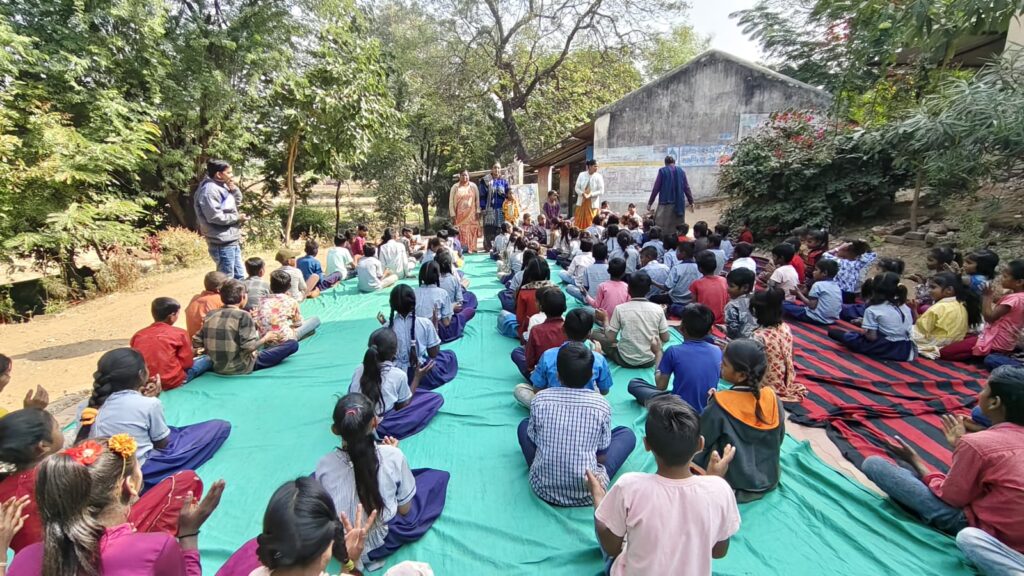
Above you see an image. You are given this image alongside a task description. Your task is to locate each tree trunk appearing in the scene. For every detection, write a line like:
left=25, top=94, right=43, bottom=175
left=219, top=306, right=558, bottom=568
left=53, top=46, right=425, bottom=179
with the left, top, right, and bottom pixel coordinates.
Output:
left=334, top=179, right=343, bottom=234
left=911, top=167, right=924, bottom=232
left=500, top=99, right=530, bottom=161
left=284, top=133, right=300, bottom=241
left=420, top=194, right=431, bottom=232
left=164, top=187, right=191, bottom=228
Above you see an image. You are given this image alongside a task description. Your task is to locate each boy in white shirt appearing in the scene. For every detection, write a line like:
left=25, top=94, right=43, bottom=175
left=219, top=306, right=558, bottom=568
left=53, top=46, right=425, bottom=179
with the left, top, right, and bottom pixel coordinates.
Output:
left=731, top=242, right=757, bottom=273
left=588, top=394, right=739, bottom=576
left=559, top=239, right=595, bottom=287
left=356, top=244, right=398, bottom=293
left=767, top=242, right=799, bottom=302
left=326, top=234, right=354, bottom=280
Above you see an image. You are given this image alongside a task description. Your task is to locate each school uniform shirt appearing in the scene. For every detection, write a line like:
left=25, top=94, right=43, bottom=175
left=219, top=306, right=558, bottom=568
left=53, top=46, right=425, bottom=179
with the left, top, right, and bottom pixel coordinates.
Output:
left=611, top=246, right=640, bottom=273
left=690, top=276, right=729, bottom=324
left=587, top=279, right=630, bottom=321
left=710, top=249, right=727, bottom=276
left=824, top=251, right=878, bottom=294
left=604, top=237, right=618, bottom=255
left=630, top=228, right=645, bottom=245
left=315, top=446, right=416, bottom=562
left=732, top=257, right=757, bottom=273
left=277, top=265, right=307, bottom=301
left=658, top=339, right=723, bottom=412
left=508, top=270, right=526, bottom=292
left=242, top=276, right=270, bottom=311
left=608, top=299, right=670, bottom=366
left=666, top=260, right=701, bottom=304
left=769, top=264, right=800, bottom=301
left=494, top=233, right=510, bottom=253
left=694, top=387, right=785, bottom=500
left=721, top=239, right=735, bottom=261
left=525, top=318, right=566, bottom=372
left=326, top=246, right=353, bottom=278
left=193, top=307, right=261, bottom=375
left=87, top=390, right=170, bottom=465
left=586, top=225, right=605, bottom=238
left=913, top=297, right=969, bottom=359
left=863, top=303, right=914, bottom=343
left=296, top=255, right=323, bottom=281
left=439, top=273, right=465, bottom=305
left=567, top=252, right=596, bottom=286
left=414, top=286, right=454, bottom=322
left=724, top=295, right=757, bottom=340
left=975, top=292, right=1024, bottom=355
left=804, top=279, right=842, bottom=324
left=380, top=240, right=410, bottom=277
left=420, top=249, right=437, bottom=266
left=642, top=260, right=670, bottom=297
left=642, top=239, right=665, bottom=258
left=390, top=314, right=442, bottom=371
left=130, top=322, right=194, bottom=390
left=531, top=342, right=613, bottom=393
left=583, top=261, right=611, bottom=292
left=185, top=291, right=223, bottom=339
left=356, top=257, right=386, bottom=292
left=350, top=361, right=412, bottom=416
left=662, top=251, right=681, bottom=269
left=511, top=250, right=525, bottom=274
left=596, top=473, right=740, bottom=576
left=924, top=422, right=1024, bottom=553
left=253, top=293, right=303, bottom=340
left=528, top=387, right=612, bottom=506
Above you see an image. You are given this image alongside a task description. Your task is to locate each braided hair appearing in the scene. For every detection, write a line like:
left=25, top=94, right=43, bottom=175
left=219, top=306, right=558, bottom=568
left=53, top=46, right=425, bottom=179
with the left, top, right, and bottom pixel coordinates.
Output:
left=75, top=349, right=147, bottom=443
left=361, top=328, right=398, bottom=415
left=723, top=339, right=770, bottom=424
left=332, top=393, right=384, bottom=514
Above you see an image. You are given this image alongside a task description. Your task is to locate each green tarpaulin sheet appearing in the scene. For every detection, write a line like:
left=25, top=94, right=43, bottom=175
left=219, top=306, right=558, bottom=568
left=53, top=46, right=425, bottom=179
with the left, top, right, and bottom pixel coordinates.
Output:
left=159, top=255, right=972, bottom=575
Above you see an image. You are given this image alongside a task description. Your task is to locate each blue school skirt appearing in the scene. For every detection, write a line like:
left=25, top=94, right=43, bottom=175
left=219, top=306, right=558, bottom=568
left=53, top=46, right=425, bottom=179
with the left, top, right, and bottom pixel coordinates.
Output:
left=438, top=307, right=476, bottom=343
left=367, top=468, right=450, bottom=562
left=140, top=420, right=231, bottom=490
left=376, top=391, right=444, bottom=440
left=498, top=289, right=516, bottom=313
left=838, top=332, right=916, bottom=362
left=461, top=290, right=479, bottom=311
left=840, top=303, right=865, bottom=321
left=408, top=350, right=458, bottom=390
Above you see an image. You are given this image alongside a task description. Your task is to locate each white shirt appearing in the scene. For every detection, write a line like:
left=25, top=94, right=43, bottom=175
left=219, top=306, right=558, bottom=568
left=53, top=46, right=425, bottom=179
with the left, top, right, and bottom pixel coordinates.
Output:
left=356, top=257, right=385, bottom=292
left=574, top=171, right=605, bottom=206
left=349, top=361, right=412, bottom=415
left=769, top=264, right=800, bottom=301
left=379, top=240, right=409, bottom=278
left=326, top=246, right=353, bottom=278
left=732, top=257, right=757, bottom=273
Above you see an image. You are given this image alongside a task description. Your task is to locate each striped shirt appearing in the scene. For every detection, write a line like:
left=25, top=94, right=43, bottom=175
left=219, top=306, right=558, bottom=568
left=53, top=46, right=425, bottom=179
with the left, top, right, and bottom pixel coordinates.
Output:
left=528, top=387, right=612, bottom=506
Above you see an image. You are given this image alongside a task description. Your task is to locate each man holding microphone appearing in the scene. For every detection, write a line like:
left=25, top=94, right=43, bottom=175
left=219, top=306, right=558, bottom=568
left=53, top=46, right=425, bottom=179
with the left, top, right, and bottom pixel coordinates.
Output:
left=194, top=159, right=247, bottom=279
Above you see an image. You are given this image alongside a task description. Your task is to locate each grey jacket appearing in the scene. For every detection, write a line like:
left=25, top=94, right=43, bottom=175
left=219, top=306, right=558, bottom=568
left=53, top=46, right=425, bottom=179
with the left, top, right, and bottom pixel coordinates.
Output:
left=194, top=177, right=242, bottom=245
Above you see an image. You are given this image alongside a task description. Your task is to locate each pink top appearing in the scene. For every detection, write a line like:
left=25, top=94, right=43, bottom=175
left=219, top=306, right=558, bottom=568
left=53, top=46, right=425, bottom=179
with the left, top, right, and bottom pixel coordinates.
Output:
left=924, top=422, right=1024, bottom=553
left=974, top=292, right=1024, bottom=355
left=10, top=523, right=201, bottom=576
left=586, top=280, right=630, bottom=320
left=595, top=472, right=740, bottom=576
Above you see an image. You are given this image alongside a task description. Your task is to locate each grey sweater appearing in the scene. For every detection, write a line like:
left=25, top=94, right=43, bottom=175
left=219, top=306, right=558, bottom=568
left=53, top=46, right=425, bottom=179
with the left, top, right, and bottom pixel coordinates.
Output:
left=193, top=177, right=242, bottom=245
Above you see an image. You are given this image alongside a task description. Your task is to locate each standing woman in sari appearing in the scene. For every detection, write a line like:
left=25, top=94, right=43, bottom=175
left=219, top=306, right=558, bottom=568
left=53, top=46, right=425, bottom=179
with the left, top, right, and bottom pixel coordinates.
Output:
left=573, top=159, right=604, bottom=230
left=449, top=170, right=481, bottom=254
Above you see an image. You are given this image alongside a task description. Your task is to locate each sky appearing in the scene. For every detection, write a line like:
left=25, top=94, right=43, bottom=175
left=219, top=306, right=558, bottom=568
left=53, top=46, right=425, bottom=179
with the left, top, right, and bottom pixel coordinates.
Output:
left=686, top=1, right=764, bottom=63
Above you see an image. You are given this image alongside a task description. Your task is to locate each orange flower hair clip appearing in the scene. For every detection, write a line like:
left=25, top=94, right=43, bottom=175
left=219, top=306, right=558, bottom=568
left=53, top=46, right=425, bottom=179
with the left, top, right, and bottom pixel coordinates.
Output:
left=63, top=441, right=104, bottom=466
left=107, top=434, right=137, bottom=460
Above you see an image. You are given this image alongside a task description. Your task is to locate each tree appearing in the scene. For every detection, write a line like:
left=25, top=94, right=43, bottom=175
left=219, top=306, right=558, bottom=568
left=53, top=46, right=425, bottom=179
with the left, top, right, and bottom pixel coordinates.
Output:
left=432, top=0, right=688, bottom=160
left=639, top=22, right=710, bottom=80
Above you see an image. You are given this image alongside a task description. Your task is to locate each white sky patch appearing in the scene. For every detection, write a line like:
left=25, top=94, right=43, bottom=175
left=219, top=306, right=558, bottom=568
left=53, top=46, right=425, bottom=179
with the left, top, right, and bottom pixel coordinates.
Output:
left=683, top=2, right=764, bottom=63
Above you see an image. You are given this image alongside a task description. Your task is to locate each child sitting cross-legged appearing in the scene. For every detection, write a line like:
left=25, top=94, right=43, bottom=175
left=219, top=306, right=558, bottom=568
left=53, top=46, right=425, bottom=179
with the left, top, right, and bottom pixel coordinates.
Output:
left=194, top=279, right=299, bottom=374
left=514, top=308, right=614, bottom=408
left=357, top=244, right=399, bottom=293
left=592, top=272, right=671, bottom=368
left=941, top=260, right=1024, bottom=364
left=691, top=251, right=729, bottom=324
left=587, top=394, right=740, bottom=576
left=751, top=288, right=804, bottom=402
left=560, top=237, right=595, bottom=290
left=823, top=239, right=878, bottom=303
left=75, top=348, right=231, bottom=490
left=518, top=342, right=636, bottom=506
left=828, top=272, right=917, bottom=362
left=254, top=270, right=322, bottom=343
left=912, top=271, right=975, bottom=359
left=185, top=270, right=226, bottom=339
left=694, top=338, right=785, bottom=502
left=275, top=247, right=310, bottom=301
left=764, top=243, right=799, bottom=301
left=437, top=250, right=478, bottom=311
left=639, top=246, right=670, bottom=299
left=650, top=241, right=699, bottom=318
left=706, top=234, right=727, bottom=276
left=242, top=257, right=270, bottom=311
left=840, top=257, right=906, bottom=322
left=130, top=297, right=212, bottom=391
left=783, top=259, right=842, bottom=325
left=315, top=393, right=449, bottom=572
left=297, top=238, right=343, bottom=295
left=567, top=242, right=610, bottom=306
left=724, top=268, right=758, bottom=340
left=416, top=261, right=474, bottom=344
left=628, top=303, right=722, bottom=412
left=583, top=257, right=630, bottom=329
left=381, top=284, right=459, bottom=390
left=351, top=328, right=442, bottom=440
left=730, top=242, right=757, bottom=274
left=511, top=288, right=566, bottom=381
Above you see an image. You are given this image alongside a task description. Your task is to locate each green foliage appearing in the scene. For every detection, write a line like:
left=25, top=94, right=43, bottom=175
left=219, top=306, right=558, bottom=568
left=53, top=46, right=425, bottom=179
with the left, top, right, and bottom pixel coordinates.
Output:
left=720, top=111, right=910, bottom=236
left=639, top=23, right=710, bottom=80
left=273, top=205, right=333, bottom=241
left=154, top=227, right=207, bottom=268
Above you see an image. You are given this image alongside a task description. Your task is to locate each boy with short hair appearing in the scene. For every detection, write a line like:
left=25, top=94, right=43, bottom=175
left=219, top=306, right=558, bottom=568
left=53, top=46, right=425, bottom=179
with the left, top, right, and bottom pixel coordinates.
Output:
left=715, top=223, right=734, bottom=261
left=560, top=238, right=595, bottom=288
left=254, top=270, right=322, bottom=342
left=640, top=246, right=670, bottom=299
left=351, top=224, right=368, bottom=257
left=784, top=259, right=843, bottom=324
left=516, top=308, right=614, bottom=407
left=651, top=242, right=700, bottom=317
left=586, top=214, right=606, bottom=239
left=707, top=235, right=727, bottom=276
left=588, top=395, right=740, bottom=576
left=326, top=234, right=354, bottom=280
left=691, top=251, right=730, bottom=324
left=192, top=280, right=298, bottom=375
left=491, top=222, right=512, bottom=260
left=724, top=268, right=758, bottom=339
left=585, top=257, right=630, bottom=328
left=355, top=244, right=398, bottom=293
left=767, top=243, right=800, bottom=301
left=568, top=242, right=609, bottom=305
left=627, top=304, right=722, bottom=412
left=275, top=247, right=308, bottom=302
left=518, top=342, right=637, bottom=506
left=242, top=257, right=270, bottom=312
left=731, top=242, right=757, bottom=273
left=511, top=288, right=567, bottom=381
left=131, top=297, right=212, bottom=390
left=297, top=239, right=343, bottom=295
left=641, top=226, right=665, bottom=259
left=675, top=222, right=691, bottom=244
left=185, top=271, right=227, bottom=339
left=593, top=272, right=671, bottom=368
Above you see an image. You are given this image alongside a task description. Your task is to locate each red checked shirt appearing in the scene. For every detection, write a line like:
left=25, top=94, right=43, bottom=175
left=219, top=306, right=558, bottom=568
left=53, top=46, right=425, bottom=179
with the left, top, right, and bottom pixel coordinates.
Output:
left=130, top=322, right=194, bottom=390
left=925, top=422, right=1024, bottom=553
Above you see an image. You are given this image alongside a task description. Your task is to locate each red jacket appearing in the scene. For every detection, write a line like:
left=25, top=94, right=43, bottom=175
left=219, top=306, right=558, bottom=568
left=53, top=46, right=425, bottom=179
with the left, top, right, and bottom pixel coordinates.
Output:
left=131, top=322, right=194, bottom=390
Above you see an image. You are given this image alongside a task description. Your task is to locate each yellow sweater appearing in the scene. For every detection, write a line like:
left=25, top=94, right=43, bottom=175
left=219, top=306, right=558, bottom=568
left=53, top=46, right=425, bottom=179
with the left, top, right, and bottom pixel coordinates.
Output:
left=913, top=297, right=968, bottom=359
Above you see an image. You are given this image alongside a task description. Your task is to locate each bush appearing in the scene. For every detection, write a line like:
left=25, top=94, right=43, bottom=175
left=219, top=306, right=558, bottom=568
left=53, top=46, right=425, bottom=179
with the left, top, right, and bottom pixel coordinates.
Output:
left=719, top=110, right=910, bottom=238
left=274, top=205, right=333, bottom=240
left=154, top=227, right=207, bottom=268
left=94, top=248, right=141, bottom=294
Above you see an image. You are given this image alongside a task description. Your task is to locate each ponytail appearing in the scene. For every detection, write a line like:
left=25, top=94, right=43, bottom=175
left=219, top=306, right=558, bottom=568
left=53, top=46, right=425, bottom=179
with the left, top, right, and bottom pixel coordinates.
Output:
left=932, top=271, right=981, bottom=326
left=361, top=329, right=399, bottom=414
left=723, top=339, right=770, bottom=424
left=0, top=408, right=58, bottom=478
left=332, top=394, right=384, bottom=514
left=76, top=348, right=147, bottom=443
left=256, top=477, right=348, bottom=570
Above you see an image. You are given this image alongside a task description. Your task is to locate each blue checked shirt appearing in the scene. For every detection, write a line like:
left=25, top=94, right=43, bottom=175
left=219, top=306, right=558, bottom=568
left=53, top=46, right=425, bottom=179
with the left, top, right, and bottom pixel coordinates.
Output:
left=528, top=387, right=612, bottom=506
left=582, top=261, right=610, bottom=292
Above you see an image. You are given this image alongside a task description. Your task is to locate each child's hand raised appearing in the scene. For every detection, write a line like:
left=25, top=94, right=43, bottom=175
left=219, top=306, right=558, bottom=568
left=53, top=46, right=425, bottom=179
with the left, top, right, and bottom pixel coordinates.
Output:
left=341, top=503, right=379, bottom=567
left=585, top=469, right=607, bottom=508
left=23, top=385, right=49, bottom=410
left=416, top=360, right=436, bottom=379
left=941, top=414, right=967, bottom=447
left=706, top=444, right=736, bottom=478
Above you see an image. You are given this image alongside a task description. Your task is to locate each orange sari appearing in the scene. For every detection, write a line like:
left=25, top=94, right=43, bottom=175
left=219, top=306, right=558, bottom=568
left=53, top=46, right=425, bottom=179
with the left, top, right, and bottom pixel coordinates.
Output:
left=451, top=183, right=480, bottom=253
left=573, top=196, right=595, bottom=229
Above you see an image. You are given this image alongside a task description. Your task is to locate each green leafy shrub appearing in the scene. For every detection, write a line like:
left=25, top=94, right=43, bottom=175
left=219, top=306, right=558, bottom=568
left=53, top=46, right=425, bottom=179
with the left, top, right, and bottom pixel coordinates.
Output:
left=94, top=248, right=140, bottom=294
left=154, top=227, right=207, bottom=268
left=274, top=205, right=333, bottom=240
left=720, top=111, right=909, bottom=238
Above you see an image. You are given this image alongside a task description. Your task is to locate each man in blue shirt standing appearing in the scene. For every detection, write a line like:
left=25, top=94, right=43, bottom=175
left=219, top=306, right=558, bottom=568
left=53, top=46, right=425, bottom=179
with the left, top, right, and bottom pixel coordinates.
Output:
left=646, top=155, right=694, bottom=233
left=194, top=159, right=246, bottom=279
left=479, top=162, right=509, bottom=252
